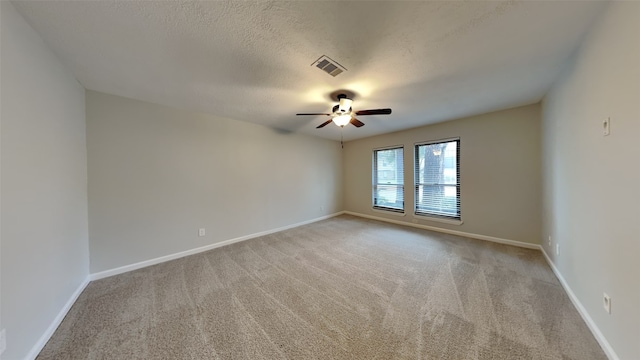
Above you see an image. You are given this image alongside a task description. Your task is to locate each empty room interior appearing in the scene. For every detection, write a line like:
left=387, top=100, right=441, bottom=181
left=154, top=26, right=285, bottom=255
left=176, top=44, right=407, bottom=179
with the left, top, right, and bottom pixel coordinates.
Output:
left=1, top=1, right=639, bottom=359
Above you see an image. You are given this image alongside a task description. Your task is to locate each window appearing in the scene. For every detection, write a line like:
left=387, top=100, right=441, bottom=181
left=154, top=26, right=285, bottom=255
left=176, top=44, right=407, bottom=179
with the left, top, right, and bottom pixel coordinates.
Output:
left=415, top=139, right=460, bottom=219
left=373, top=147, right=404, bottom=213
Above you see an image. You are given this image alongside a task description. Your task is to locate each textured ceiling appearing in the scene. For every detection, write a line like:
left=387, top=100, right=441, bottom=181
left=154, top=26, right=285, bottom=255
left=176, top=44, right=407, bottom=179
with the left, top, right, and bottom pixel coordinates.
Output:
left=12, top=0, right=607, bottom=141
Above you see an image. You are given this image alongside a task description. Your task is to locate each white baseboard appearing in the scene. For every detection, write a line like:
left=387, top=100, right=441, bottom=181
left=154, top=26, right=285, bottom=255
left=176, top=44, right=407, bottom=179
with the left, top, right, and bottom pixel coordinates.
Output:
left=539, top=248, right=619, bottom=360
left=25, top=276, right=90, bottom=360
left=344, top=211, right=539, bottom=249
left=90, top=212, right=345, bottom=281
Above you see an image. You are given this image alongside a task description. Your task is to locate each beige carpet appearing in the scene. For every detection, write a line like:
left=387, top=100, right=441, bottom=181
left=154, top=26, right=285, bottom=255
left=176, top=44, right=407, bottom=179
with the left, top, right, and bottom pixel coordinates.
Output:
left=37, top=215, right=606, bottom=359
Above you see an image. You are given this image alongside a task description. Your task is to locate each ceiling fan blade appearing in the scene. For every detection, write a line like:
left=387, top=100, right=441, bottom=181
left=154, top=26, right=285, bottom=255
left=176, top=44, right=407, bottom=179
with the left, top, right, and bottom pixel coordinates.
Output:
left=297, top=113, right=331, bottom=116
left=316, top=119, right=333, bottom=128
left=350, top=118, right=365, bottom=127
left=355, top=108, right=392, bottom=116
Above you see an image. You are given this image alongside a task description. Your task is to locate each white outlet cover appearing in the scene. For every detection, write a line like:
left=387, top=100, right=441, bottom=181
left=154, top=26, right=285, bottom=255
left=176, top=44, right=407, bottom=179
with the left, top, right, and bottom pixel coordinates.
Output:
left=0, top=328, right=6, bottom=355
left=198, top=228, right=205, bottom=237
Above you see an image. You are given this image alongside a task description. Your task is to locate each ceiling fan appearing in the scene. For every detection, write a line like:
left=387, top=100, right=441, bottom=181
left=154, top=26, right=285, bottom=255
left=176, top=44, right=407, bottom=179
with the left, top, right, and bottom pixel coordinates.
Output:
left=296, top=93, right=392, bottom=129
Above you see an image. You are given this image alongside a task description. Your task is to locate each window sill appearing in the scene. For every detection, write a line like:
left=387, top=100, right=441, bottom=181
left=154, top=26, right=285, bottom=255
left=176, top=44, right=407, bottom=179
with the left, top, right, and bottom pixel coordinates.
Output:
left=413, top=214, right=463, bottom=225
left=373, top=208, right=406, bottom=217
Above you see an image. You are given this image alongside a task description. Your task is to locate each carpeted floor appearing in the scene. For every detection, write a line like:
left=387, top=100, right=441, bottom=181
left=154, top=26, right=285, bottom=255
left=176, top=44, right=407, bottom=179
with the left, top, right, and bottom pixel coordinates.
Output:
left=37, top=215, right=606, bottom=359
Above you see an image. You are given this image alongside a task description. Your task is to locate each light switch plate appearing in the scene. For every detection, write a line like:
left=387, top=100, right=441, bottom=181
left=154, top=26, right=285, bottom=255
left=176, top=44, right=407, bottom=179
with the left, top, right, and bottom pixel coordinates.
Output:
left=603, top=293, right=611, bottom=314
left=603, top=117, right=610, bottom=136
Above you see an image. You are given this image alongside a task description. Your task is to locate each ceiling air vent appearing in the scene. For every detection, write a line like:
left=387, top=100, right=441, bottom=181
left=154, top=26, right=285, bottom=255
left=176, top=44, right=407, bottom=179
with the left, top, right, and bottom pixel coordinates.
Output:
left=312, top=55, right=347, bottom=77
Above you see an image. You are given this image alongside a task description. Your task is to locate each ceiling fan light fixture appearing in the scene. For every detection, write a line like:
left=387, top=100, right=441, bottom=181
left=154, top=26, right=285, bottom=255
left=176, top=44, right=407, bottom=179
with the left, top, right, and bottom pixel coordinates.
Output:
left=296, top=91, right=392, bottom=130
left=333, top=114, right=351, bottom=127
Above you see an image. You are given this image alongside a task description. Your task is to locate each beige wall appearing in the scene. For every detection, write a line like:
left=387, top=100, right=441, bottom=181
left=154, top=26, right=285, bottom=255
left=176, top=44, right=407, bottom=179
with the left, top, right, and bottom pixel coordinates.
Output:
left=86, top=91, right=343, bottom=273
left=344, top=104, right=541, bottom=245
left=1, top=2, right=90, bottom=359
left=542, top=2, right=640, bottom=359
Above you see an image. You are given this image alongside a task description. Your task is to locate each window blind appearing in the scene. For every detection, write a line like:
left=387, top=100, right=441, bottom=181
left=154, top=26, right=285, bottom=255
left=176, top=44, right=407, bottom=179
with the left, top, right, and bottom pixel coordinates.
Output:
left=414, top=139, right=460, bottom=219
left=373, top=147, right=404, bottom=213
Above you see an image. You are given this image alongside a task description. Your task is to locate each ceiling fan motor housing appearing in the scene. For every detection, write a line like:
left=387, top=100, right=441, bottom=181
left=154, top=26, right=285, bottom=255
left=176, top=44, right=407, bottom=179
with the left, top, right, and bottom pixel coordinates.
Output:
left=332, top=104, right=351, bottom=115
left=335, top=94, right=353, bottom=114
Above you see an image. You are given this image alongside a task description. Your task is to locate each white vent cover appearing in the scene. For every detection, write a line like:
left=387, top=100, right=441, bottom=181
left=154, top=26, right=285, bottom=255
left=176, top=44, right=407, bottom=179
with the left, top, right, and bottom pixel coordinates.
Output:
left=312, top=55, right=347, bottom=77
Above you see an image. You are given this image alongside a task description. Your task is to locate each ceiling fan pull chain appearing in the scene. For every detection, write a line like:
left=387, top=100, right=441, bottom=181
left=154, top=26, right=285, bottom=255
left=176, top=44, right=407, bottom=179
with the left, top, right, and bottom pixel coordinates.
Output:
left=341, top=131, right=344, bottom=149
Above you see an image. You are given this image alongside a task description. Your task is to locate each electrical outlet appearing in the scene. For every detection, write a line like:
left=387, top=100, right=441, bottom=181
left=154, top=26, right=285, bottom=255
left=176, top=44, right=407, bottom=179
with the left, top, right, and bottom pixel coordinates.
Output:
left=603, top=117, right=611, bottom=136
left=0, top=329, right=6, bottom=355
left=548, top=236, right=551, bottom=247
left=603, top=293, right=611, bottom=314
left=555, top=243, right=560, bottom=255
left=198, top=228, right=205, bottom=237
